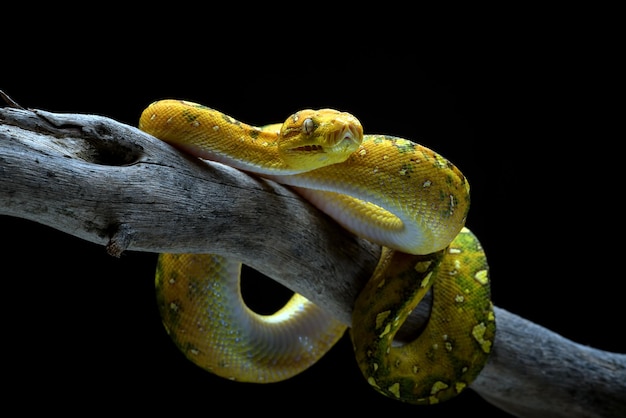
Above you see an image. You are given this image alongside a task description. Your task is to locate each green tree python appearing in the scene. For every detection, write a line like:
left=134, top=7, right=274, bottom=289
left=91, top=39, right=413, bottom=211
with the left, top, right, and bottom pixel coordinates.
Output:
left=139, top=100, right=495, bottom=405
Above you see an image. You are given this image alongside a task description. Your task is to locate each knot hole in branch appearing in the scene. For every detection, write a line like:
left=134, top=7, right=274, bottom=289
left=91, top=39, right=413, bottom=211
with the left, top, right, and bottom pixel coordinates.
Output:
left=83, top=123, right=144, bottom=167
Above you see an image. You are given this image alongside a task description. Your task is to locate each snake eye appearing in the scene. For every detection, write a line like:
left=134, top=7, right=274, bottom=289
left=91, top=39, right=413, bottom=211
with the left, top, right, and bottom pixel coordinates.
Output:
left=302, top=118, right=315, bottom=134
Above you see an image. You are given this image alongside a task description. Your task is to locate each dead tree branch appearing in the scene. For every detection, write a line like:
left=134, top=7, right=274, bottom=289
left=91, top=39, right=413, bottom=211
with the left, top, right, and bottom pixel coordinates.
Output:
left=1, top=104, right=624, bottom=418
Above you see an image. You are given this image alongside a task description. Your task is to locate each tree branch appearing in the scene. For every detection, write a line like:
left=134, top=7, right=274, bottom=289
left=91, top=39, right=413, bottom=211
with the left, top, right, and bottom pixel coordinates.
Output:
left=1, top=104, right=624, bottom=418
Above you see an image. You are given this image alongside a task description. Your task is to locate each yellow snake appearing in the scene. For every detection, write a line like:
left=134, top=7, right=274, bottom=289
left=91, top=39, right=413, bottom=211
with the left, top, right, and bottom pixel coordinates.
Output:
left=139, top=100, right=495, bottom=405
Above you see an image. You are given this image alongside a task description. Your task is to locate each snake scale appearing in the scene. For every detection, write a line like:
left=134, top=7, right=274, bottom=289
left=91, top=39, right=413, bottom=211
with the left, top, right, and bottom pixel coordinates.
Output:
left=139, top=100, right=495, bottom=405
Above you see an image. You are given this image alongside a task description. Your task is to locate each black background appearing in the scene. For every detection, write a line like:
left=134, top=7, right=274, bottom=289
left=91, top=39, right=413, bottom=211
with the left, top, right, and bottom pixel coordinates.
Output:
left=3, top=12, right=623, bottom=417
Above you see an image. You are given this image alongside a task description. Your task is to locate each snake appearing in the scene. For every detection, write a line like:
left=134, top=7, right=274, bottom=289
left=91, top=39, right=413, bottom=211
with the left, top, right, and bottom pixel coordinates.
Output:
left=139, top=100, right=495, bottom=405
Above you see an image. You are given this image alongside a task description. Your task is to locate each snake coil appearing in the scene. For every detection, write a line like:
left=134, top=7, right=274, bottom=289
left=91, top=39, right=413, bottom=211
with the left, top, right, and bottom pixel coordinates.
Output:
left=139, top=100, right=495, bottom=404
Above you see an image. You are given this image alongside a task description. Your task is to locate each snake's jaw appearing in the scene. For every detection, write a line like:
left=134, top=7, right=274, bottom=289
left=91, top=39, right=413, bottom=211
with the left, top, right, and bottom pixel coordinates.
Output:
left=278, top=109, right=363, bottom=170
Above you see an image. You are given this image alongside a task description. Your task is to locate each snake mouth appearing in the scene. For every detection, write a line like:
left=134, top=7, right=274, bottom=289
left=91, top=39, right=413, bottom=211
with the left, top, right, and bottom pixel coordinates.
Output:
left=291, top=144, right=325, bottom=152
left=287, top=122, right=362, bottom=154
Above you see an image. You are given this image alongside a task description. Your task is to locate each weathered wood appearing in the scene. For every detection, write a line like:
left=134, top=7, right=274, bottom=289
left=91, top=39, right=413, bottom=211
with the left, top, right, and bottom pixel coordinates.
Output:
left=1, top=105, right=624, bottom=417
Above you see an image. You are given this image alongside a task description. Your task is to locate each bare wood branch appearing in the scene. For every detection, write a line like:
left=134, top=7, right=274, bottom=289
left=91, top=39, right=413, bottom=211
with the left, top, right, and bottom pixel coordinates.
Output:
left=1, top=105, right=624, bottom=418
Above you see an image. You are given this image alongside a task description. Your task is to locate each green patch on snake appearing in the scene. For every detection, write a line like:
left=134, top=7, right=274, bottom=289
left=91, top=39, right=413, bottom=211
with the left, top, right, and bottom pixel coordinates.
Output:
left=367, top=376, right=380, bottom=388
left=414, top=260, right=433, bottom=273
left=248, top=128, right=262, bottom=139
left=375, top=310, right=392, bottom=330
left=472, top=322, right=493, bottom=353
left=181, top=109, right=200, bottom=123
left=430, top=380, right=449, bottom=395
left=455, top=381, right=467, bottom=393
left=220, top=113, right=241, bottom=126
left=420, top=271, right=434, bottom=288
left=398, top=163, right=414, bottom=176
left=371, top=135, right=392, bottom=144
left=393, top=139, right=416, bottom=154
left=388, top=382, right=401, bottom=398
left=432, top=153, right=450, bottom=169
left=474, top=269, right=489, bottom=285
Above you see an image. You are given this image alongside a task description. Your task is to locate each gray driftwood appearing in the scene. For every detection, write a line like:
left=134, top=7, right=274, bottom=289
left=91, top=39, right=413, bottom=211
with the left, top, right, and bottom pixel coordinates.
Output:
left=1, top=102, right=624, bottom=418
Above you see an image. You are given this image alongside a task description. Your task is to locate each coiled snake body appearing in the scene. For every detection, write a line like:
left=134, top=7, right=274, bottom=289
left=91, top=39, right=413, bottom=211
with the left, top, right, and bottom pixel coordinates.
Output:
left=139, top=100, right=495, bottom=405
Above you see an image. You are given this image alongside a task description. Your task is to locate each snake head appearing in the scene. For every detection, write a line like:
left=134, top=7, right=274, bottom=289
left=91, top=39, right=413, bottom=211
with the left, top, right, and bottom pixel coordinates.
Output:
left=278, top=109, right=363, bottom=170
